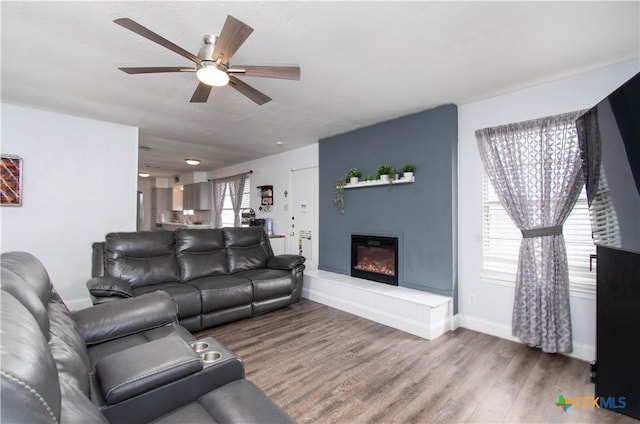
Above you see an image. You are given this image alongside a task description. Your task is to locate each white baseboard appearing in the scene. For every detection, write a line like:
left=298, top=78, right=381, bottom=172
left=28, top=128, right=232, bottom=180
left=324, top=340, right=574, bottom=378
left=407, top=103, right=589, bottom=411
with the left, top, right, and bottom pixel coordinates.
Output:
left=459, top=314, right=595, bottom=363
left=303, top=270, right=455, bottom=340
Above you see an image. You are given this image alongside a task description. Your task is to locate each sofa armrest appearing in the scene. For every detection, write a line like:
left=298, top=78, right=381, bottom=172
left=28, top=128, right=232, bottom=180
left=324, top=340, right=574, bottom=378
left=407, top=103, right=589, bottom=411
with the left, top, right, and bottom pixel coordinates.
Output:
left=94, top=337, right=246, bottom=423
left=73, top=291, right=179, bottom=346
left=267, top=254, right=306, bottom=270
left=95, top=336, right=203, bottom=405
left=87, top=276, right=134, bottom=299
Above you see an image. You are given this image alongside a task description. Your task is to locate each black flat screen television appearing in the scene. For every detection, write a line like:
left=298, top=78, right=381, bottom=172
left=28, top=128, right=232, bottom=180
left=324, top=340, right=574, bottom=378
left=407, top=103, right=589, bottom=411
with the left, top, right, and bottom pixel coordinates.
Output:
left=575, top=71, right=640, bottom=253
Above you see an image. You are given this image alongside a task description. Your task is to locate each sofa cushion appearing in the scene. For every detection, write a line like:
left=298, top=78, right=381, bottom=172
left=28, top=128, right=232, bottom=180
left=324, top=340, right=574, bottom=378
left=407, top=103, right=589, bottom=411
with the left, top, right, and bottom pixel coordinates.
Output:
left=149, top=402, right=216, bottom=424
left=48, top=300, right=91, bottom=396
left=223, top=227, right=272, bottom=274
left=234, top=269, right=293, bottom=301
left=105, top=231, right=180, bottom=288
left=198, top=380, right=296, bottom=424
left=0, top=252, right=53, bottom=306
left=86, top=324, right=195, bottom=370
left=96, top=337, right=203, bottom=405
left=59, top=379, right=109, bottom=424
left=188, top=275, right=253, bottom=312
left=0, top=267, right=51, bottom=338
left=176, top=229, right=229, bottom=282
left=1, top=292, right=62, bottom=424
left=134, top=283, right=202, bottom=319
left=151, top=380, right=295, bottom=424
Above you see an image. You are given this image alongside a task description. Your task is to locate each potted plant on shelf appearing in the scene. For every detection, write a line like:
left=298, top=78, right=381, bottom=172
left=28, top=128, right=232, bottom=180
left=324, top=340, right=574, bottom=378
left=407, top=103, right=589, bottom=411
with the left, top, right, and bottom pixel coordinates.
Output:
left=376, top=164, right=394, bottom=182
left=334, top=177, right=346, bottom=214
left=402, top=164, right=415, bottom=180
left=346, top=168, right=362, bottom=185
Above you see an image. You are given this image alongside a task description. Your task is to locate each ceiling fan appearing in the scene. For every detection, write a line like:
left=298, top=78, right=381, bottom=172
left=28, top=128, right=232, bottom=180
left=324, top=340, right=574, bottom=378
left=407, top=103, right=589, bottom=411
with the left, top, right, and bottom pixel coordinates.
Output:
left=114, top=15, right=300, bottom=105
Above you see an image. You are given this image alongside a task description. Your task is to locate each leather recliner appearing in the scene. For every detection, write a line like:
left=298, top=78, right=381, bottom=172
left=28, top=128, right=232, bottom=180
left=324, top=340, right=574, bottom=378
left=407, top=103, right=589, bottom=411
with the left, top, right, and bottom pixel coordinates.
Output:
left=1, top=251, right=295, bottom=423
left=88, top=227, right=306, bottom=332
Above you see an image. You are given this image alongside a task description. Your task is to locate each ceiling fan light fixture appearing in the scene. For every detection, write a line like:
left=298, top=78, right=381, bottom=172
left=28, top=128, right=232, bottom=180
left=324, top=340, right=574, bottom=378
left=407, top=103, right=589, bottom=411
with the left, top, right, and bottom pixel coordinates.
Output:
left=185, top=159, right=201, bottom=166
left=197, top=62, right=229, bottom=87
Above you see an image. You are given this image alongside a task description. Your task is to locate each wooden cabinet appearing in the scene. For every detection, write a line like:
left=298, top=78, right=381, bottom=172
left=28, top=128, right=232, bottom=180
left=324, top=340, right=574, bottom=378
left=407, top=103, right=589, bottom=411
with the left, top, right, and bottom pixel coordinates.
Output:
left=182, top=182, right=212, bottom=211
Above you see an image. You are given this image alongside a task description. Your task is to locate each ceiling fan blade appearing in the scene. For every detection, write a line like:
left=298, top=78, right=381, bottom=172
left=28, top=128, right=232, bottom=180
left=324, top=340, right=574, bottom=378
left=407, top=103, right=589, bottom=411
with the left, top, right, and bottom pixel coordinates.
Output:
left=228, top=65, right=301, bottom=80
left=228, top=75, right=271, bottom=105
left=212, top=15, right=254, bottom=64
left=190, top=82, right=213, bottom=103
left=114, top=18, right=201, bottom=64
left=119, top=67, right=196, bottom=74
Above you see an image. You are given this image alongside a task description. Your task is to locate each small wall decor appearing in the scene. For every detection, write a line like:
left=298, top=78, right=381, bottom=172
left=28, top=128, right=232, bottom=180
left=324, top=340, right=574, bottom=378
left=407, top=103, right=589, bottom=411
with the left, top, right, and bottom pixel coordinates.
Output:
left=258, top=185, right=273, bottom=212
left=1, top=155, right=23, bottom=206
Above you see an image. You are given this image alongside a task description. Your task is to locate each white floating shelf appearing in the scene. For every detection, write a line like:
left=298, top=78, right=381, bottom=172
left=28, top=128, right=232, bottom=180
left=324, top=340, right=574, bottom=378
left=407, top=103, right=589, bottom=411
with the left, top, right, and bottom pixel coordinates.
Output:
left=342, top=176, right=415, bottom=189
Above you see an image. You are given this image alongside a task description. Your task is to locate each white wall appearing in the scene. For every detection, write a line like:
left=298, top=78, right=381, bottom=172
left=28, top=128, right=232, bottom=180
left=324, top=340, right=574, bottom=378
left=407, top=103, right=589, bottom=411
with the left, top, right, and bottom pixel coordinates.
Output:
left=457, top=60, right=639, bottom=362
left=208, top=143, right=319, bottom=242
left=1, top=104, right=138, bottom=310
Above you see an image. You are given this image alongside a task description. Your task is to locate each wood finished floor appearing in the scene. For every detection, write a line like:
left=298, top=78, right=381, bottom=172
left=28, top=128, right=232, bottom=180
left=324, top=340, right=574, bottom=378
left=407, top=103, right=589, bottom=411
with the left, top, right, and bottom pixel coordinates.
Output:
left=197, top=299, right=637, bottom=423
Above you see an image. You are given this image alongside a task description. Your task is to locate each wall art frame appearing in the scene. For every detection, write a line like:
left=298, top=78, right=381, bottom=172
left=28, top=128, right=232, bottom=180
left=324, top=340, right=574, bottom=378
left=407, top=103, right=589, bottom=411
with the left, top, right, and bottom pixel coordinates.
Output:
left=1, top=154, right=23, bottom=206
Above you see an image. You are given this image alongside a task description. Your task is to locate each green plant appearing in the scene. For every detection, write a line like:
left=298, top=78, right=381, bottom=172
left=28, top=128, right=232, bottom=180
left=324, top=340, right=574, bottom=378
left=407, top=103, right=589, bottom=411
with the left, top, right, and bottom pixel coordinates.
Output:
left=402, top=164, right=415, bottom=173
left=334, top=177, right=346, bottom=214
left=376, top=164, right=394, bottom=178
left=346, top=168, right=362, bottom=179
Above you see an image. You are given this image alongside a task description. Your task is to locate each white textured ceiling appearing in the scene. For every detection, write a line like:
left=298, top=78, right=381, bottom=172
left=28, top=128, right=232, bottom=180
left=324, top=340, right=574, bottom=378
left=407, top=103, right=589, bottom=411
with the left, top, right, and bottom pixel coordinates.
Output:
left=2, top=1, right=639, bottom=177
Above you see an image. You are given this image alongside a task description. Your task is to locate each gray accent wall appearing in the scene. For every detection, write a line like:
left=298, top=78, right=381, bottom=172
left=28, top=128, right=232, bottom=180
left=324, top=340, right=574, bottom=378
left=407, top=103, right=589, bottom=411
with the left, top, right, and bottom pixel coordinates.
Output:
left=319, top=104, right=458, bottom=311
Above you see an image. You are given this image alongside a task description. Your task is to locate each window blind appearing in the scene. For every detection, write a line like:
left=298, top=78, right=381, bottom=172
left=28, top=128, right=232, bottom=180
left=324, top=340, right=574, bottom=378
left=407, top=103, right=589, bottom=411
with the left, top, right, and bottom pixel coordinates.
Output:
left=482, top=173, right=597, bottom=295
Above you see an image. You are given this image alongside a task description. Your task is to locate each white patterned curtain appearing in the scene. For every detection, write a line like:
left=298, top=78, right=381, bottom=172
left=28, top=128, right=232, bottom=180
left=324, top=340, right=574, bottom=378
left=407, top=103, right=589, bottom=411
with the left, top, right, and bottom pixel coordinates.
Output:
left=212, top=180, right=227, bottom=228
left=227, top=173, right=247, bottom=227
left=476, top=111, right=585, bottom=353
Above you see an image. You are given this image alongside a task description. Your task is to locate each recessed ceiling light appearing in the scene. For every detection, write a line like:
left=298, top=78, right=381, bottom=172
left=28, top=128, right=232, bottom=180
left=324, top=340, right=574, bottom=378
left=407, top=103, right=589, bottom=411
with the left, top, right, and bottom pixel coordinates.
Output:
left=185, top=159, right=201, bottom=166
left=276, top=141, right=284, bottom=145
left=138, top=173, right=150, bottom=178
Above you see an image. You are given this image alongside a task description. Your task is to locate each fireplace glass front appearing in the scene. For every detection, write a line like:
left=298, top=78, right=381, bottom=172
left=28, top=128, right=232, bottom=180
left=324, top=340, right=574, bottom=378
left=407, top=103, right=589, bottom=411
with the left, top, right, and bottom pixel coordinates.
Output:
left=351, top=235, right=398, bottom=286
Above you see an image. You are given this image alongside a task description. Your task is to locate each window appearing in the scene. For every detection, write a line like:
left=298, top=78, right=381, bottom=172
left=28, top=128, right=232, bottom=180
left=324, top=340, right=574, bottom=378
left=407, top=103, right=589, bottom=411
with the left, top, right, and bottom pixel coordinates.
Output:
left=587, top=170, right=621, bottom=248
left=220, top=176, right=251, bottom=227
left=482, top=173, right=597, bottom=295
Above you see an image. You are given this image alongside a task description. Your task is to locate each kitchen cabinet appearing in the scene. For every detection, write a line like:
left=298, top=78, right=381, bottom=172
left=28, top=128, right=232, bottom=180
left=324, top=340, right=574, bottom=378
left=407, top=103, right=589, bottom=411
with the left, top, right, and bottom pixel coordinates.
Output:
left=183, top=182, right=212, bottom=211
left=151, top=188, right=171, bottom=223
left=170, top=186, right=183, bottom=211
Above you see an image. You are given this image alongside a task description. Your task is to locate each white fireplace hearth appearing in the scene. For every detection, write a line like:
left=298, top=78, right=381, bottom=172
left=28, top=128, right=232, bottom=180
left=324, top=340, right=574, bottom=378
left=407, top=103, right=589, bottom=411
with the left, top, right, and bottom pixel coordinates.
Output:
left=302, top=270, right=456, bottom=340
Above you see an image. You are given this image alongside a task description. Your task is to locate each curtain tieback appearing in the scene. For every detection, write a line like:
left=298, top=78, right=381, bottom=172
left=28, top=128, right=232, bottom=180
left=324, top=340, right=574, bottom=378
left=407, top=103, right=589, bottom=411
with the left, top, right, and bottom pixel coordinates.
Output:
left=521, top=225, right=563, bottom=238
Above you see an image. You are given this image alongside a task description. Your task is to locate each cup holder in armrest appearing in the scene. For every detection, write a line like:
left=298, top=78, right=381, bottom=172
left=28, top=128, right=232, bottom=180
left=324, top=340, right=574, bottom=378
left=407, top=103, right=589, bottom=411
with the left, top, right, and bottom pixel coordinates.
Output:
left=189, top=337, right=238, bottom=368
left=201, top=351, right=222, bottom=363
left=191, top=341, right=210, bottom=353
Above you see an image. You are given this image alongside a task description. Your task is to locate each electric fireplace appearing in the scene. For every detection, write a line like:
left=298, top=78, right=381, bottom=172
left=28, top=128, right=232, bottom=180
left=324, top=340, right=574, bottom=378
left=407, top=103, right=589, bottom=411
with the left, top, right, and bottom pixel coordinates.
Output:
left=351, top=235, right=398, bottom=286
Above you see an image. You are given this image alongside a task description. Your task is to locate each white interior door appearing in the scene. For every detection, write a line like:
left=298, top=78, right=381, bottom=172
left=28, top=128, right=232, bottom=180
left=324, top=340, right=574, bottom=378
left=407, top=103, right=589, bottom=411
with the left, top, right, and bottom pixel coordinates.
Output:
left=288, top=166, right=319, bottom=270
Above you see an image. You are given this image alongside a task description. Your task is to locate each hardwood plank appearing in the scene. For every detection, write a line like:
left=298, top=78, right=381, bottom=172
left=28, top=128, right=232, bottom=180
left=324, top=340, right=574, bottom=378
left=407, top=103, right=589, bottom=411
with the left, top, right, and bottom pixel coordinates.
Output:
left=197, top=299, right=635, bottom=423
